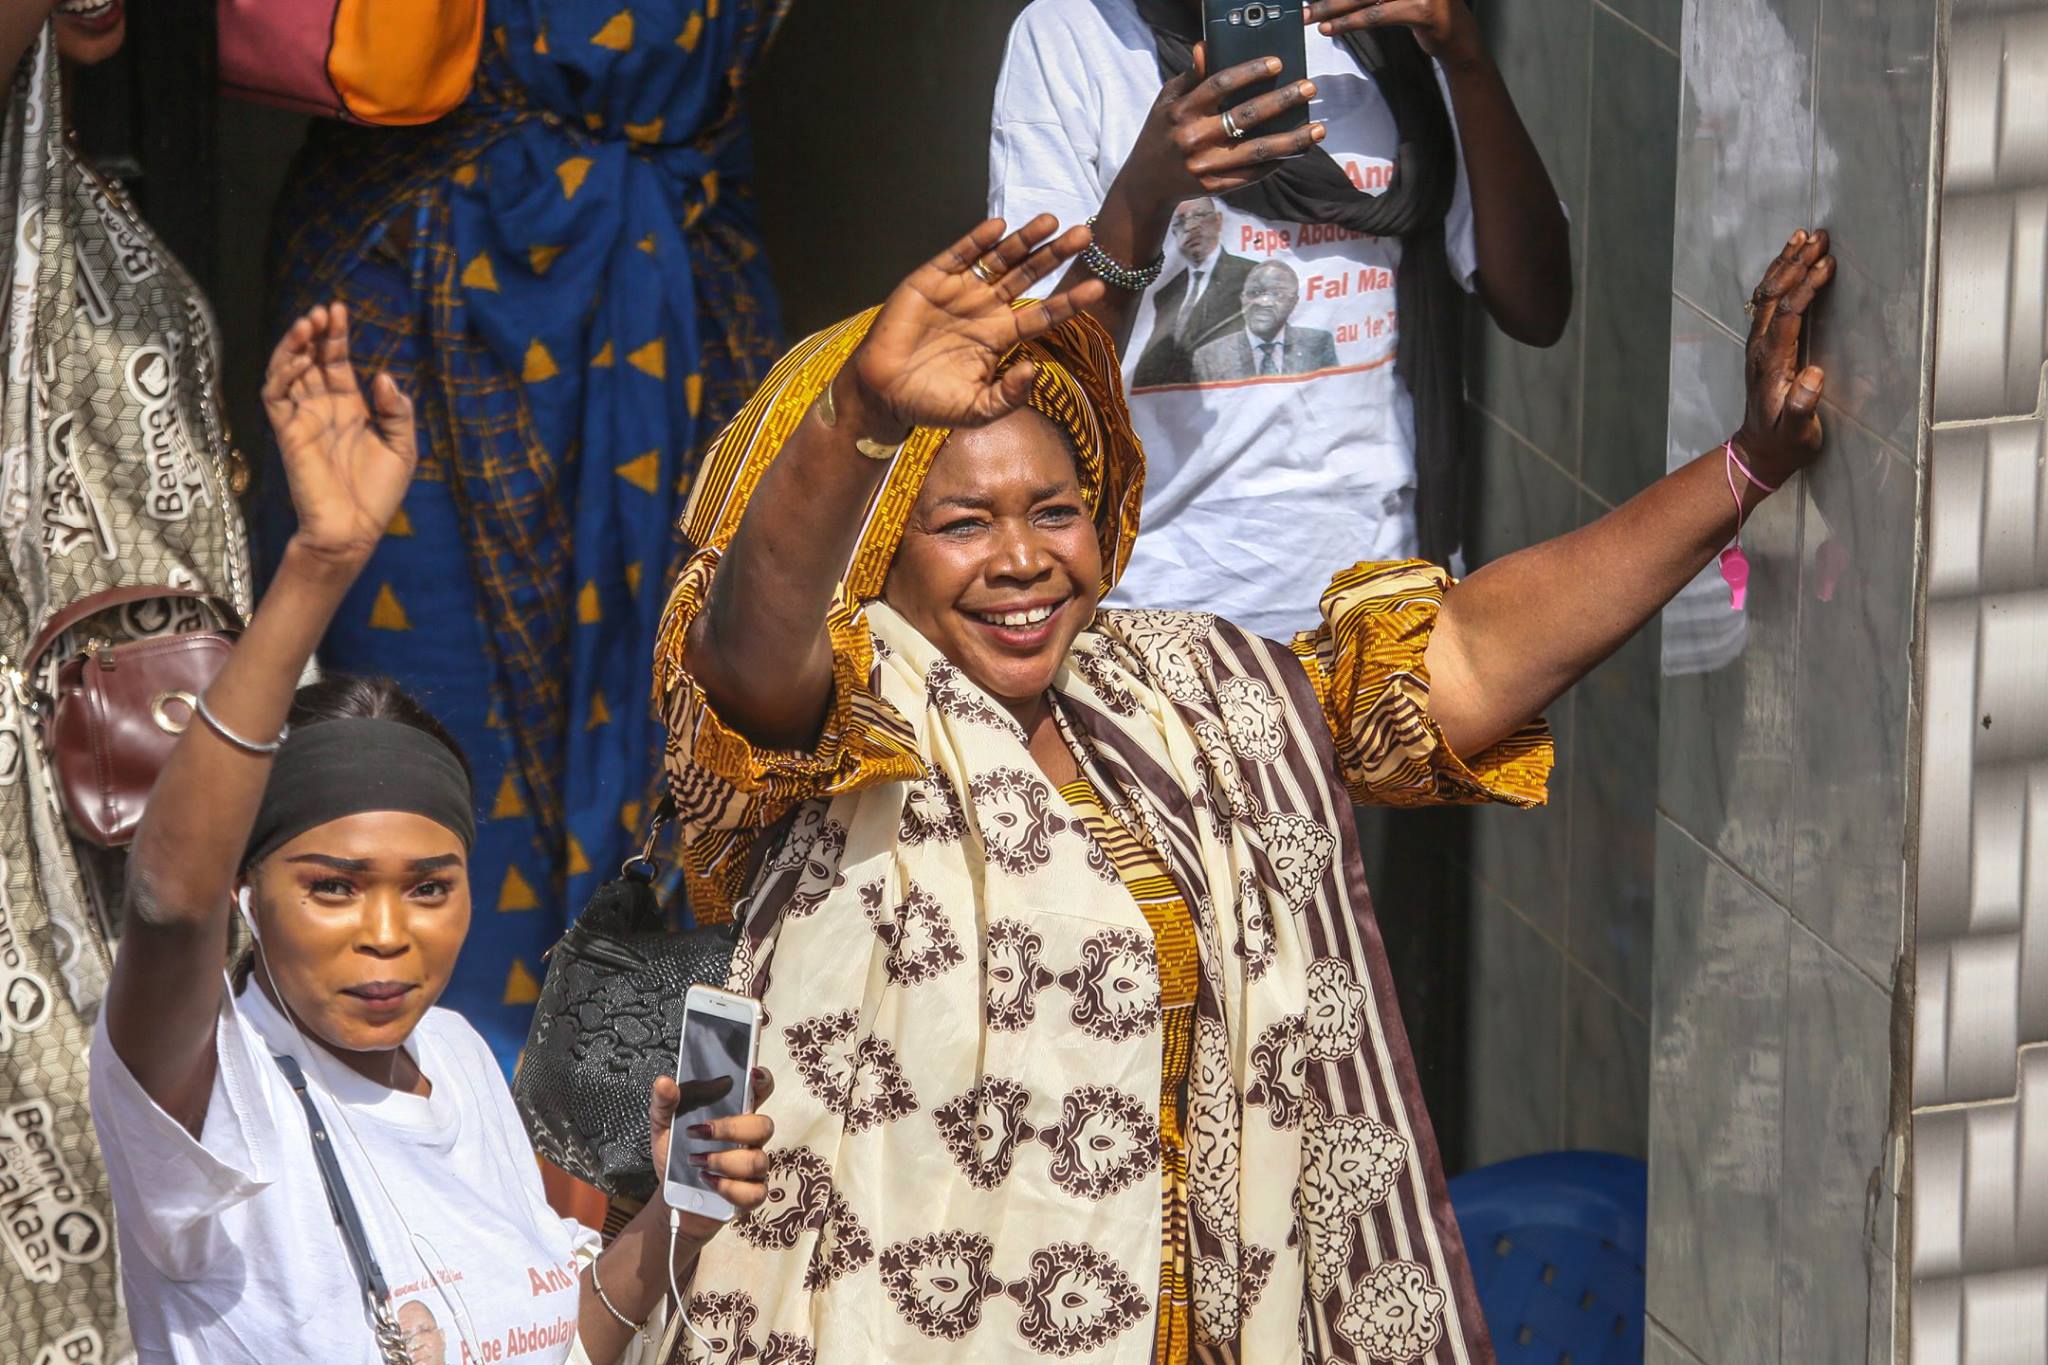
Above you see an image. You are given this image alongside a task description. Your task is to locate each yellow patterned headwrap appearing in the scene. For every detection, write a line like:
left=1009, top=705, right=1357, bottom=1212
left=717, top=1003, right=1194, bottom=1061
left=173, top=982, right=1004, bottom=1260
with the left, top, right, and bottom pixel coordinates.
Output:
left=677, top=305, right=1146, bottom=597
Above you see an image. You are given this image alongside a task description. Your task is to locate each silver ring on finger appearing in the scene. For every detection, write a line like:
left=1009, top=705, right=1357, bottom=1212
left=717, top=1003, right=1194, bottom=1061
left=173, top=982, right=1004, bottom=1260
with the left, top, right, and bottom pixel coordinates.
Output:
left=969, top=258, right=1003, bottom=286
left=1221, top=109, right=1245, bottom=140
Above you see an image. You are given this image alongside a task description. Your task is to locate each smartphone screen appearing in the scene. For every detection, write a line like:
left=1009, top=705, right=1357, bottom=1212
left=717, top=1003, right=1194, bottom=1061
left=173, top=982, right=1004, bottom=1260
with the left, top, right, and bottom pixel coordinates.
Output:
left=664, top=1005, right=752, bottom=1193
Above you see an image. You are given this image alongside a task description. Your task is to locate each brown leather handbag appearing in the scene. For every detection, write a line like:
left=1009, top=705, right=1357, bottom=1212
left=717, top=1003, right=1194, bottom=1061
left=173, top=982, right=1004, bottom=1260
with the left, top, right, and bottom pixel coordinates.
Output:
left=29, top=586, right=239, bottom=848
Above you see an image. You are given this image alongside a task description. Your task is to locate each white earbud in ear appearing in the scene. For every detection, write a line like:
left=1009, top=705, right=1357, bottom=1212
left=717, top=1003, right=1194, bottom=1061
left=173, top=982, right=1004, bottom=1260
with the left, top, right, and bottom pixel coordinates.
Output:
left=236, top=885, right=259, bottom=942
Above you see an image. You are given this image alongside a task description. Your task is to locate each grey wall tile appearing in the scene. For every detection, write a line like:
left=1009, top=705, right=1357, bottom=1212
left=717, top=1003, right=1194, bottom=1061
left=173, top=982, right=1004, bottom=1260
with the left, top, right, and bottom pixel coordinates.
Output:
left=1658, top=299, right=1801, bottom=898
left=1933, top=3, right=2048, bottom=424
left=1808, top=0, right=1937, bottom=455
left=1467, top=889, right=1566, bottom=1165
left=1913, top=1049, right=2048, bottom=1287
left=1791, top=427, right=1916, bottom=983
left=1563, top=963, right=1651, bottom=1155
left=1780, top=927, right=1895, bottom=1364
left=1647, top=817, right=1787, bottom=1360
left=1466, top=414, right=1582, bottom=939
left=1647, top=1315, right=1707, bottom=1362
left=1944, top=7, right=2048, bottom=197
left=1600, top=0, right=1682, bottom=51
left=1569, top=585, right=1660, bottom=1013
left=1930, top=190, right=2048, bottom=425
left=1915, top=413, right=2048, bottom=1108
left=1671, top=0, right=1821, bottom=336
left=1465, top=0, right=1591, bottom=466
left=1582, top=13, right=1682, bottom=505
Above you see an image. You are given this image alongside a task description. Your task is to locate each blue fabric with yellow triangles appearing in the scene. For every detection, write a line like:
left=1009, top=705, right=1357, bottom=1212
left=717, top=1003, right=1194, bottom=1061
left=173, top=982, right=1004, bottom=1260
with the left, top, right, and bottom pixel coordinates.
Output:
left=259, top=0, right=789, bottom=1073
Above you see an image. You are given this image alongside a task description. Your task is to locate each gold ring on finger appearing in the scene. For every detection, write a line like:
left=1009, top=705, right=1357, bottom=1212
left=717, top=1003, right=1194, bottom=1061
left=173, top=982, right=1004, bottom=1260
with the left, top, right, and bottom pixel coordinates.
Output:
left=969, top=258, right=1003, bottom=286
left=1221, top=109, right=1245, bottom=140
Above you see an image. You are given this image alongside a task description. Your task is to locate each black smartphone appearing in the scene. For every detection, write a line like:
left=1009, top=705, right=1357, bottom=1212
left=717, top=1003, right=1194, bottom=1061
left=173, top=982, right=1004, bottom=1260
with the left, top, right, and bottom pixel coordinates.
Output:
left=1201, top=1, right=1310, bottom=136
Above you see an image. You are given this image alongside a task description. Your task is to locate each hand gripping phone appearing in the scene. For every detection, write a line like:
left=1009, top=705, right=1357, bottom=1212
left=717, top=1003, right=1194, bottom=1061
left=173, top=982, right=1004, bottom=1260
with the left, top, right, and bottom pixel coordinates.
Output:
left=661, top=985, right=764, bottom=1222
left=1203, top=1, right=1311, bottom=136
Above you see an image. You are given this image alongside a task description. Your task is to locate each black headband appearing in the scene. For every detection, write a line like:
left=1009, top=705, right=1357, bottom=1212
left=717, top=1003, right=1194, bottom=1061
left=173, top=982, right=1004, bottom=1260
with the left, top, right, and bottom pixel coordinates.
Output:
left=242, top=718, right=477, bottom=870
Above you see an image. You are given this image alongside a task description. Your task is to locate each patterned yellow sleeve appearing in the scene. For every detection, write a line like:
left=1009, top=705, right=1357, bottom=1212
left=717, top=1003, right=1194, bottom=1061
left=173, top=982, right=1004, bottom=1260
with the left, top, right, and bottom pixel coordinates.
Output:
left=1290, top=559, right=1554, bottom=809
left=652, top=547, right=922, bottom=914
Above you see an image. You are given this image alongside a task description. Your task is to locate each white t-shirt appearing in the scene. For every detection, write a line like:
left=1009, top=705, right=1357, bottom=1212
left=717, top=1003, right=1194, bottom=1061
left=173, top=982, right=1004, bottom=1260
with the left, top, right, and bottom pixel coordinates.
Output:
left=990, top=0, right=1480, bottom=640
left=90, top=982, right=599, bottom=1365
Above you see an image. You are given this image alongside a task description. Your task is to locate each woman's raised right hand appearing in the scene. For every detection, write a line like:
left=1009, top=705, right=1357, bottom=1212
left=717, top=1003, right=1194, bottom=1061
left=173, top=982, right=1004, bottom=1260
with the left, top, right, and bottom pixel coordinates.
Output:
left=1117, top=48, right=1325, bottom=211
left=261, top=302, right=418, bottom=574
left=848, top=216, right=1106, bottom=434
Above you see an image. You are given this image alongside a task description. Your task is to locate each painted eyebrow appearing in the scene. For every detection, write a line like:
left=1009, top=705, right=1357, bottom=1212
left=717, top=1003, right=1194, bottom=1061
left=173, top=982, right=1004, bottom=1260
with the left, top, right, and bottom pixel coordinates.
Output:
left=282, top=853, right=464, bottom=874
left=285, top=854, right=371, bottom=873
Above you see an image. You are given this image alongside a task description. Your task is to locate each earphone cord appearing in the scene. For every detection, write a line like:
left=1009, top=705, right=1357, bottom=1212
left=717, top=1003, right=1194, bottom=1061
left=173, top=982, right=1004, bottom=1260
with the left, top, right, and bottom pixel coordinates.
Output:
left=672, top=1208, right=716, bottom=1352
left=244, top=945, right=487, bottom=1365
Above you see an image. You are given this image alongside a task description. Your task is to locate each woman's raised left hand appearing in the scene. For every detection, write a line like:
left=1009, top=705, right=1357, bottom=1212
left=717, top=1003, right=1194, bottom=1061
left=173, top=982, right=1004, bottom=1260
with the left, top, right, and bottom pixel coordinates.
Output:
left=262, top=302, right=417, bottom=574
left=1305, top=0, right=1486, bottom=65
left=1734, top=229, right=1834, bottom=488
left=648, top=1067, right=775, bottom=1241
left=849, top=216, right=1106, bottom=433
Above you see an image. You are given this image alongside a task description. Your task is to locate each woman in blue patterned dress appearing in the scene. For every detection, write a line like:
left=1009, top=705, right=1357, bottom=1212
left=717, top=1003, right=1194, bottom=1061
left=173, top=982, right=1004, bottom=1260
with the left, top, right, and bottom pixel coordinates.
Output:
left=260, top=1, right=789, bottom=1067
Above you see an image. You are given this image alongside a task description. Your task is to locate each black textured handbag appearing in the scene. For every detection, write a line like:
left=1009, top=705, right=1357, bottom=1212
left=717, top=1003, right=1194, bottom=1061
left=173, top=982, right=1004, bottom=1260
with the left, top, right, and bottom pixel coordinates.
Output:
left=512, top=803, right=749, bottom=1203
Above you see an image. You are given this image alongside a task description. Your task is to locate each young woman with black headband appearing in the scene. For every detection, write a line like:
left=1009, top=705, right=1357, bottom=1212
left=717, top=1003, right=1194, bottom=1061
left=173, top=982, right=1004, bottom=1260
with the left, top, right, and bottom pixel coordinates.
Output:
left=88, top=304, right=772, bottom=1365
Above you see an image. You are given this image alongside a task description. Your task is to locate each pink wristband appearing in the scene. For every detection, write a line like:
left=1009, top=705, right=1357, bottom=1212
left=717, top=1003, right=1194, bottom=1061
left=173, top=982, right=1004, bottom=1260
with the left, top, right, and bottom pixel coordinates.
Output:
left=1724, top=438, right=1779, bottom=494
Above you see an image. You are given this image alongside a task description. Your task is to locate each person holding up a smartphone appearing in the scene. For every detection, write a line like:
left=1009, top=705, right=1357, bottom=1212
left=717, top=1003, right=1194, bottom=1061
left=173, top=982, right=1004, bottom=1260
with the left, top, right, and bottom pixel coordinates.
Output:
left=88, top=303, right=773, bottom=1365
left=989, top=0, right=1571, bottom=640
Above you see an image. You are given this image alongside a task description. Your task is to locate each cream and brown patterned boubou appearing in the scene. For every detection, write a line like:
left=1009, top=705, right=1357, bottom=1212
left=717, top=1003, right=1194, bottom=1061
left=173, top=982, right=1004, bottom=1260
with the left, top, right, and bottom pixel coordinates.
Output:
left=652, top=310, right=1549, bottom=1364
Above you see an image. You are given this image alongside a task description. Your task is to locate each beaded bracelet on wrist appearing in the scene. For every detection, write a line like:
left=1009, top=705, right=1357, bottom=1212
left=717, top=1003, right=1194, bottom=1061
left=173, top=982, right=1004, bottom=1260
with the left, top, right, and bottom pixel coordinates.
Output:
left=1081, top=215, right=1165, bottom=292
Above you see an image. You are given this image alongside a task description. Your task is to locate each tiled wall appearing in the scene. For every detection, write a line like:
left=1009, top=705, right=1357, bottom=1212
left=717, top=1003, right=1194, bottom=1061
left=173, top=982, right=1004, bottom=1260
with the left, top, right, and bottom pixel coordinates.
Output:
left=1911, top=1, right=2048, bottom=1358
left=1645, top=0, right=1934, bottom=1360
left=1460, top=0, right=1682, bottom=1167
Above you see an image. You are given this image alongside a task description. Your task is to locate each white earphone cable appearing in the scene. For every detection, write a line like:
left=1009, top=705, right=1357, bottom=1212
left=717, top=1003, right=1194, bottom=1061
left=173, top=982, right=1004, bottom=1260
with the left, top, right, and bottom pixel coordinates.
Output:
left=671, top=1207, right=715, bottom=1353
left=241, top=895, right=486, bottom=1365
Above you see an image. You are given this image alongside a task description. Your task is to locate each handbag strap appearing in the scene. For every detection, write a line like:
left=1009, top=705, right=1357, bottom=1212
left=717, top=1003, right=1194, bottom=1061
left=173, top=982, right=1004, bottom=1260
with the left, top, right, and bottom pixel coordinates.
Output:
left=268, top=1052, right=411, bottom=1361
left=25, top=586, right=238, bottom=671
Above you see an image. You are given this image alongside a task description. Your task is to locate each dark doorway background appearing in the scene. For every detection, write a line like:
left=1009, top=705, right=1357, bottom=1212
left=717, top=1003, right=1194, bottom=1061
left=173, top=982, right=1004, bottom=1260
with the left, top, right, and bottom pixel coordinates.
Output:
left=749, top=0, right=1036, bottom=337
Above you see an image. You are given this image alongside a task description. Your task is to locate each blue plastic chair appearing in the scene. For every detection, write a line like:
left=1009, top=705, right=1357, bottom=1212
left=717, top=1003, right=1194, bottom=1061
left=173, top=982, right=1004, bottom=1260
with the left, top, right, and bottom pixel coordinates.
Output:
left=1448, top=1151, right=1647, bottom=1365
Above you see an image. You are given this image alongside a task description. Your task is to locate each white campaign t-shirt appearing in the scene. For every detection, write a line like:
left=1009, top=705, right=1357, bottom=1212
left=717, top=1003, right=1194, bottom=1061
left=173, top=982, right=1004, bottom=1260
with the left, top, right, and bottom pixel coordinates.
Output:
left=990, top=0, right=1479, bottom=640
left=90, top=983, right=599, bottom=1365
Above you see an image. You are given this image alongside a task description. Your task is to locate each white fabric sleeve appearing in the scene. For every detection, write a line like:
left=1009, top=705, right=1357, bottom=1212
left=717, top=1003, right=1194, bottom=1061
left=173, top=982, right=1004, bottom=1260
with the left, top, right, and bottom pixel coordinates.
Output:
left=988, top=5, right=1111, bottom=233
left=87, top=994, right=282, bottom=1282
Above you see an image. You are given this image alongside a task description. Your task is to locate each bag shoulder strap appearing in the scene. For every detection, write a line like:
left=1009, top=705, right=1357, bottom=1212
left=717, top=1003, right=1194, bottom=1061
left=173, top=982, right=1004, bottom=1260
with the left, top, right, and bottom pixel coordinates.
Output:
left=267, top=1052, right=403, bottom=1334
left=26, top=586, right=237, bottom=670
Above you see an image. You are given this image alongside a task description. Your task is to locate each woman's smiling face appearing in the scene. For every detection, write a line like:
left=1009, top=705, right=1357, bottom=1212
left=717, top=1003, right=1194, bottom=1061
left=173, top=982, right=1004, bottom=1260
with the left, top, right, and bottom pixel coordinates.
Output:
left=882, top=408, right=1102, bottom=719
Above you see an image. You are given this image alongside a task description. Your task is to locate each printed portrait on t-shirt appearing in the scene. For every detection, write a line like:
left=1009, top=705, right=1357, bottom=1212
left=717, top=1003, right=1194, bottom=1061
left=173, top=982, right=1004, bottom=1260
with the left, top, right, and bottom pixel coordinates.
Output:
left=1128, top=178, right=1402, bottom=396
left=1131, top=197, right=1255, bottom=387
left=1189, top=261, right=1338, bottom=382
left=398, top=1299, right=448, bottom=1365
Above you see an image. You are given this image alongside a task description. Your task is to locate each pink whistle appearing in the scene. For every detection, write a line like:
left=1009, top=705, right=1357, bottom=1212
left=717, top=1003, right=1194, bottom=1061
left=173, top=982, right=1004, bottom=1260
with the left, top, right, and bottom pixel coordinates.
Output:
left=1719, top=544, right=1750, bottom=611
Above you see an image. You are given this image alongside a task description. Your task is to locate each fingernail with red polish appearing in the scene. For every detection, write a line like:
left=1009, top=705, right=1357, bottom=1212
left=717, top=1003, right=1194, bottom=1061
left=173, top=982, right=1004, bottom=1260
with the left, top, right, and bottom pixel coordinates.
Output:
left=751, top=1068, right=770, bottom=1088
left=685, top=1123, right=713, bottom=1138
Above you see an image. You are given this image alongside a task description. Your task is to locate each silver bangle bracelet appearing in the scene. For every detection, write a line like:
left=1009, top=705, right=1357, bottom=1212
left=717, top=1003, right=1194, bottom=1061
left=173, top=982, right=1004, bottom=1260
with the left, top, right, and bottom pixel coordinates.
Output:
left=584, top=1257, right=646, bottom=1337
left=1080, top=214, right=1166, bottom=292
left=194, top=693, right=288, bottom=756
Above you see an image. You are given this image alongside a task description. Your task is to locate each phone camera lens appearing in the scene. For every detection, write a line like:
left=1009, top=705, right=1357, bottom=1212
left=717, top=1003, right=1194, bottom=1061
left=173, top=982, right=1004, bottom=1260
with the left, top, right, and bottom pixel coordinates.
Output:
left=1243, top=2, right=1267, bottom=23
